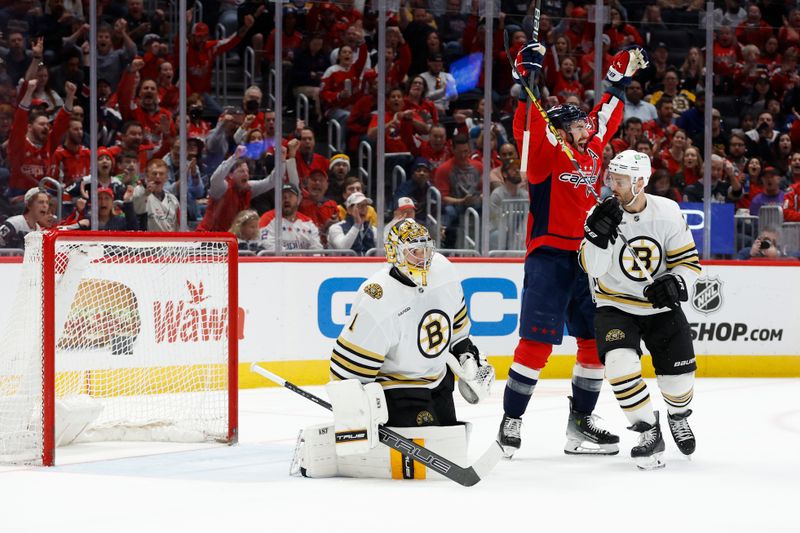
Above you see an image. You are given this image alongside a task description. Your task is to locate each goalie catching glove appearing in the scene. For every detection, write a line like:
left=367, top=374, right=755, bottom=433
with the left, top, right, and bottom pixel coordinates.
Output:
left=606, top=47, right=649, bottom=87
left=643, top=274, right=688, bottom=309
left=584, top=197, right=623, bottom=249
left=448, top=338, right=495, bottom=404
left=325, top=379, right=388, bottom=457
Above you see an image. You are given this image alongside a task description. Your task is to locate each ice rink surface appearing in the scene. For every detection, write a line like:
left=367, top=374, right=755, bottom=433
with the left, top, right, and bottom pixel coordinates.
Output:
left=2, top=378, right=798, bottom=533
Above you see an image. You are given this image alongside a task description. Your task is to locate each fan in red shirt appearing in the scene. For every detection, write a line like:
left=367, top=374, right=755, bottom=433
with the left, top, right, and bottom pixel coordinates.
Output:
left=400, top=123, right=453, bottom=169
left=141, top=34, right=169, bottom=81
left=6, top=80, right=73, bottom=199
left=736, top=5, right=775, bottom=49
left=551, top=56, right=584, bottom=103
left=294, top=127, right=329, bottom=181
left=783, top=181, right=800, bottom=221
left=367, top=87, right=420, bottom=153
left=579, top=35, right=613, bottom=88
left=157, top=61, right=179, bottom=115
left=643, top=96, right=677, bottom=152
left=605, top=6, right=644, bottom=51
left=51, top=118, right=90, bottom=187
left=713, top=26, right=744, bottom=82
left=299, top=166, right=340, bottom=245
left=320, top=42, right=368, bottom=122
left=655, top=129, right=689, bottom=176
left=346, top=70, right=378, bottom=152
left=184, top=15, right=255, bottom=106
left=264, top=8, right=304, bottom=66
left=118, top=58, right=176, bottom=147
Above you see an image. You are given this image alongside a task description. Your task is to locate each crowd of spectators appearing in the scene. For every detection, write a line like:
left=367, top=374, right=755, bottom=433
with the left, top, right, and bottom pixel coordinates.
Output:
left=0, top=0, right=799, bottom=257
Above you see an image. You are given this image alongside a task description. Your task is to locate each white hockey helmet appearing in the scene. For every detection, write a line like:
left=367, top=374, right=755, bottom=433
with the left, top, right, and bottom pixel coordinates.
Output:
left=385, top=218, right=434, bottom=287
left=608, top=149, right=652, bottom=188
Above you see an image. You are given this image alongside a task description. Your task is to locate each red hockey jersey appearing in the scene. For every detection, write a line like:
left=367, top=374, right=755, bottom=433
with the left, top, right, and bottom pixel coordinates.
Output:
left=513, top=90, right=624, bottom=254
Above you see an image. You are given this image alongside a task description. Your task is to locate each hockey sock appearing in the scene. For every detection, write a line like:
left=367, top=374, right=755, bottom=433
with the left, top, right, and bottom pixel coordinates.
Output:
left=503, top=362, right=540, bottom=418
left=657, top=373, right=694, bottom=416
left=570, top=363, right=604, bottom=414
left=605, top=348, right=655, bottom=426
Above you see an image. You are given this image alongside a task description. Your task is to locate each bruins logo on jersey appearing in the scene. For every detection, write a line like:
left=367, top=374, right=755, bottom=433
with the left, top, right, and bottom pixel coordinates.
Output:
left=605, top=329, right=626, bottom=342
left=619, top=236, right=663, bottom=281
left=416, top=410, right=435, bottom=425
left=363, top=283, right=383, bottom=299
left=417, top=309, right=451, bottom=359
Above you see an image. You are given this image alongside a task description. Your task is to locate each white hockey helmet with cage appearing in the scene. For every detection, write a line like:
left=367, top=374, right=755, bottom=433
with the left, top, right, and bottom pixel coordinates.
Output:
left=385, top=218, right=434, bottom=287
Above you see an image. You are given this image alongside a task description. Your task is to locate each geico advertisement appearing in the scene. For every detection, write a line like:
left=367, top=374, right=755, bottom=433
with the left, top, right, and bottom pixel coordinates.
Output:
left=236, top=261, right=800, bottom=361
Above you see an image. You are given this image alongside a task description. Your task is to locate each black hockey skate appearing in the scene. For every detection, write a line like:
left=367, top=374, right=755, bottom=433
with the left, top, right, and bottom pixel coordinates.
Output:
left=629, top=411, right=666, bottom=470
left=564, top=396, right=620, bottom=455
left=497, top=414, right=522, bottom=459
left=667, top=409, right=696, bottom=456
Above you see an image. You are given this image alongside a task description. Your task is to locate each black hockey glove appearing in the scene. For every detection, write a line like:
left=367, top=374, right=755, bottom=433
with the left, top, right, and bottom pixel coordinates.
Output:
left=643, top=274, right=688, bottom=309
left=584, top=197, right=623, bottom=249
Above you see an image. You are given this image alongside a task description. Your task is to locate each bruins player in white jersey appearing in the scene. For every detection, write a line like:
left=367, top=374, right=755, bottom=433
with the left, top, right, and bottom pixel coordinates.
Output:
left=579, top=150, right=701, bottom=470
left=293, top=219, right=496, bottom=480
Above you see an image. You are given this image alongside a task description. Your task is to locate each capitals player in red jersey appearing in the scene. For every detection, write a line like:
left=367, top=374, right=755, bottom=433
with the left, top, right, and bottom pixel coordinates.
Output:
left=497, top=40, right=649, bottom=458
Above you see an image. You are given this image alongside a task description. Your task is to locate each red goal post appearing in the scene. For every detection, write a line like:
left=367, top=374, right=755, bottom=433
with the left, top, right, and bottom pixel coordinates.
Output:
left=0, top=230, right=238, bottom=466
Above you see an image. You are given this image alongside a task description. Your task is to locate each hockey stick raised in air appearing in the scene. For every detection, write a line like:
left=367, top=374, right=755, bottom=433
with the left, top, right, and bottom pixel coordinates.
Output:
left=504, top=33, right=654, bottom=282
left=518, top=0, right=541, bottom=176
left=250, top=363, right=502, bottom=487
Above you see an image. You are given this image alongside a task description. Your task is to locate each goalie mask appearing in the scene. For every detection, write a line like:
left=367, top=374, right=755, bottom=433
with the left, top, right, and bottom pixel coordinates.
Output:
left=608, top=149, right=652, bottom=206
left=385, top=218, right=434, bottom=287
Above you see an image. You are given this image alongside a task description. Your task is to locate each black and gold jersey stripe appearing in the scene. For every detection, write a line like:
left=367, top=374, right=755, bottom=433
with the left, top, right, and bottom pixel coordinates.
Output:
left=375, top=370, right=445, bottom=388
left=666, top=243, right=696, bottom=258
left=329, top=336, right=386, bottom=381
left=595, top=280, right=653, bottom=308
left=452, top=303, right=469, bottom=334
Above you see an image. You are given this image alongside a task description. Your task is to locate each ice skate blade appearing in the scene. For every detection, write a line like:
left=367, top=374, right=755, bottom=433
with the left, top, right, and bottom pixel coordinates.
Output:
left=500, top=445, right=518, bottom=459
left=634, top=452, right=665, bottom=470
left=564, top=439, right=619, bottom=456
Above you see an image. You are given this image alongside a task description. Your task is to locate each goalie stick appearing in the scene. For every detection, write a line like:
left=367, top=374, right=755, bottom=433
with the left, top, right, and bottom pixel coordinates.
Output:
left=503, top=32, right=654, bottom=283
left=250, top=363, right=502, bottom=487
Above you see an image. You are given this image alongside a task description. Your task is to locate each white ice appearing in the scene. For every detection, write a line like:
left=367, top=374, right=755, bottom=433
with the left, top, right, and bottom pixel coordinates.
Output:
left=2, top=378, right=798, bottom=533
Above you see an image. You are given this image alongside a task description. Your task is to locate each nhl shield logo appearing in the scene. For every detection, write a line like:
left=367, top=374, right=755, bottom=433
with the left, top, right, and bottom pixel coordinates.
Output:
left=692, top=276, right=723, bottom=314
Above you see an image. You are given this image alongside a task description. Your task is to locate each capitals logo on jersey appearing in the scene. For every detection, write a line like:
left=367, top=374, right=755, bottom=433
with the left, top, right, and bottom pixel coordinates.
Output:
left=557, top=148, right=600, bottom=196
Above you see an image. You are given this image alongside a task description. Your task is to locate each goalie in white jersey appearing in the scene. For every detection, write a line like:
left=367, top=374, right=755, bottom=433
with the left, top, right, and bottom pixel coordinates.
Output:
left=293, top=219, right=496, bottom=480
left=579, top=150, right=700, bottom=470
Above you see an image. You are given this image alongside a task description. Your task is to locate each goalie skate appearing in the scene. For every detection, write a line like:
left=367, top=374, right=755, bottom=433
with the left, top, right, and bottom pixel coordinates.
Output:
left=629, top=411, right=666, bottom=470
left=564, top=397, right=619, bottom=455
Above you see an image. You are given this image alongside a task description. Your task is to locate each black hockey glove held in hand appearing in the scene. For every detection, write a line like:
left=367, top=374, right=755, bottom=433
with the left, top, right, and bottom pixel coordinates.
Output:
left=584, top=197, right=623, bottom=249
left=643, top=274, right=688, bottom=309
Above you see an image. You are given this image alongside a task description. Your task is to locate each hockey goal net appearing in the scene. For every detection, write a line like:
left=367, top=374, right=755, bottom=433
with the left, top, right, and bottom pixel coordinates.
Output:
left=0, top=230, right=238, bottom=465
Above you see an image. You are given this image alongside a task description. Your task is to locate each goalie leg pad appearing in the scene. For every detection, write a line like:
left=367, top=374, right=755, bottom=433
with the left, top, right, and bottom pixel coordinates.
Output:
left=293, top=423, right=339, bottom=478
left=325, top=379, right=388, bottom=456
left=337, top=423, right=470, bottom=480
left=296, top=423, right=471, bottom=480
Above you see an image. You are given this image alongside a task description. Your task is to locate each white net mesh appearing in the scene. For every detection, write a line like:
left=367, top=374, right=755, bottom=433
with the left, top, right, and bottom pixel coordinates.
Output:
left=0, top=231, right=234, bottom=465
